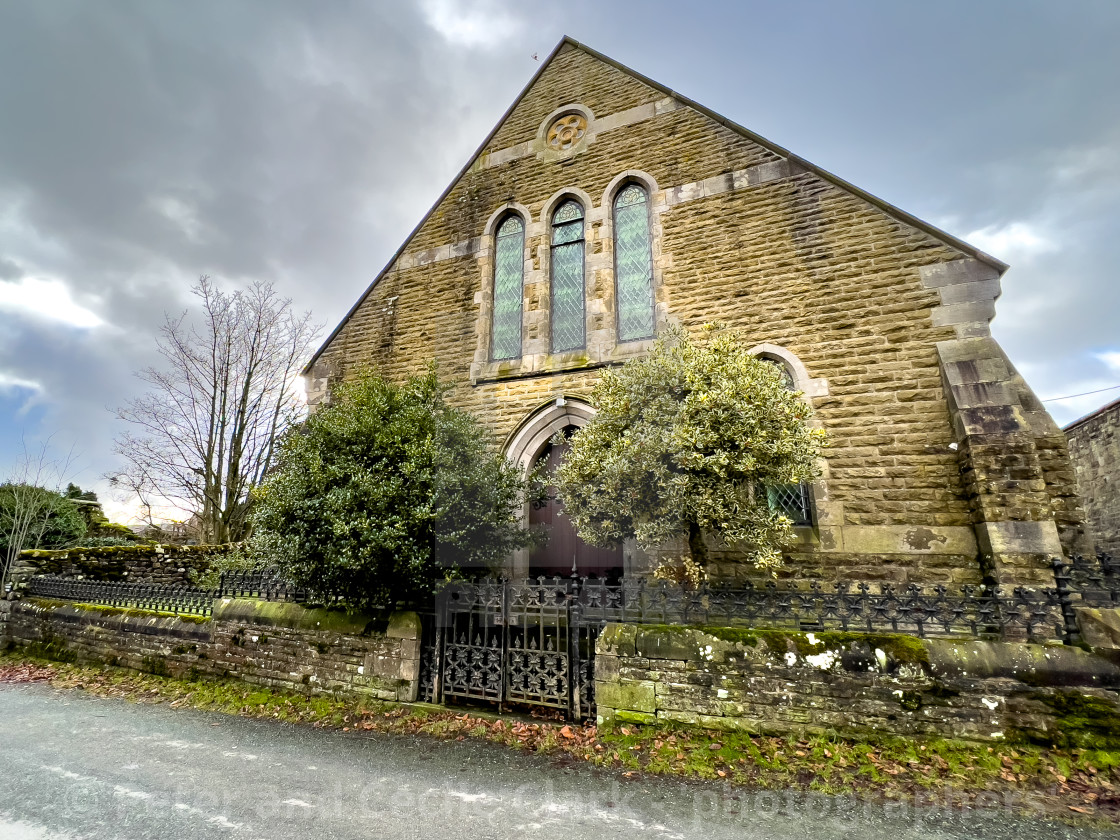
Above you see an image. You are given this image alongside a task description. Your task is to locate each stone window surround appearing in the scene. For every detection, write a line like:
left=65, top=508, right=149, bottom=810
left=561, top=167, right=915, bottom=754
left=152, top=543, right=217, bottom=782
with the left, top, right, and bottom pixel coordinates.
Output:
left=746, top=343, right=830, bottom=398
left=537, top=104, right=596, bottom=163
left=489, top=212, right=527, bottom=361
left=611, top=180, right=657, bottom=343
left=475, top=98, right=685, bottom=171
left=471, top=170, right=669, bottom=384
left=744, top=344, right=833, bottom=536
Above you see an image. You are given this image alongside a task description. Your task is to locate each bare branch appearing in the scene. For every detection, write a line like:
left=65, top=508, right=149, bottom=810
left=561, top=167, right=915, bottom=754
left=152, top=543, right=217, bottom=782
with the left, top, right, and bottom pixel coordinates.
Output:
left=1, top=438, right=81, bottom=593
left=111, top=276, right=321, bottom=543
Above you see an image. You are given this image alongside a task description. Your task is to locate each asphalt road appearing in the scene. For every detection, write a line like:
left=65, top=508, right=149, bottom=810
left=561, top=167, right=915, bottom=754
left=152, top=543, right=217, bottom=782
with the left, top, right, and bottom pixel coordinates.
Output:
left=0, top=683, right=1113, bottom=840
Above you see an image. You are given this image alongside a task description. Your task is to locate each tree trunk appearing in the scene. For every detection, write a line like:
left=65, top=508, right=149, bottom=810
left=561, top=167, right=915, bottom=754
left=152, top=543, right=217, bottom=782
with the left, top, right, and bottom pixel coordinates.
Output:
left=687, top=521, right=708, bottom=567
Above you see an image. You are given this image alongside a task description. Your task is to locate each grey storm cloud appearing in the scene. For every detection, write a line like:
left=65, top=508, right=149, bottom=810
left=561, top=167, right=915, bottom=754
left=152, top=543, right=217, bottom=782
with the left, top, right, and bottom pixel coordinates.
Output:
left=0, top=0, right=1117, bottom=521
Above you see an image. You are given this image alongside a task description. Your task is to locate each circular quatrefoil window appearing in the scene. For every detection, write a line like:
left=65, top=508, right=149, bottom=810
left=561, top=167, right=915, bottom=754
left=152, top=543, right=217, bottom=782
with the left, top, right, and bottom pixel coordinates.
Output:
left=546, top=113, right=588, bottom=151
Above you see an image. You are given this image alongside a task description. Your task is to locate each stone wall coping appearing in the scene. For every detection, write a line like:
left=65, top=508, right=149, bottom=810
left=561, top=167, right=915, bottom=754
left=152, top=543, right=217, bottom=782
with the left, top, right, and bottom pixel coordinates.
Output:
left=211, top=598, right=387, bottom=636
left=925, top=638, right=1120, bottom=688
left=385, top=611, right=422, bottom=640
left=600, top=622, right=1120, bottom=690
left=21, top=599, right=212, bottom=640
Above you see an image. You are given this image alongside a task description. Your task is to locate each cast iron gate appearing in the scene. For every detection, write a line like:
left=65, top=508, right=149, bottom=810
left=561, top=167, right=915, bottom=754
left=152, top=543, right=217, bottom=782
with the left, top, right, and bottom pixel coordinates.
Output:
left=419, top=579, right=599, bottom=719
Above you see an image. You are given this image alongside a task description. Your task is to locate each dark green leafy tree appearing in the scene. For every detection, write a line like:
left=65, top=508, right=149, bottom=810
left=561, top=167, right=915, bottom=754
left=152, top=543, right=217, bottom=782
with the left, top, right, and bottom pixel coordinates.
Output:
left=556, top=324, right=826, bottom=571
left=248, top=368, right=538, bottom=607
left=1, top=443, right=85, bottom=592
left=0, top=485, right=86, bottom=554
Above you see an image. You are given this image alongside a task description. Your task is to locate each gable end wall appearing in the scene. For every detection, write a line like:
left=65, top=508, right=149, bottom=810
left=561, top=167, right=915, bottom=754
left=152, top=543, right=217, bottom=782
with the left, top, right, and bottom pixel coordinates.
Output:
left=308, top=44, right=1084, bottom=587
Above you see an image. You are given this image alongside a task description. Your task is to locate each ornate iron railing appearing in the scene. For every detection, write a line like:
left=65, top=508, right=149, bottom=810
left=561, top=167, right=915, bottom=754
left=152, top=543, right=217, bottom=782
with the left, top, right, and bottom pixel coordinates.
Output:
left=216, top=570, right=308, bottom=602
left=27, top=575, right=217, bottom=617
left=1065, top=553, right=1120, bottom=607
left=25, top=568, right=308, bottom=617
left=571, top=575, right=1065, bottom=641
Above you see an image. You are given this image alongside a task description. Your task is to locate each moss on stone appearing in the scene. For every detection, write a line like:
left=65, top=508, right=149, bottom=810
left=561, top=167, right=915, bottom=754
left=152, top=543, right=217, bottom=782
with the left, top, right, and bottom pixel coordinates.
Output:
left=636, top=624, right=930, bottom=666
left=142, top=656, right=171, bottom=677
left=896, top=689, right=923, bottom=711
left=25, top=599, right=212, bottom=624
left=20, top=637, right=77, bottom=664
left=1031, top=690, right=1120, bottom=750
left=612, top=709, right=657, bottom=725
left=212, top=598, right=387, bottom=636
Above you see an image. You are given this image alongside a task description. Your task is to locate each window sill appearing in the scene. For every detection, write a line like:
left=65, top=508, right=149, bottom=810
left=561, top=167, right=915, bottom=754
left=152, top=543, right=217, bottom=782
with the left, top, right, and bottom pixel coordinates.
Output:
left=471, top=337, right=658, bottom=385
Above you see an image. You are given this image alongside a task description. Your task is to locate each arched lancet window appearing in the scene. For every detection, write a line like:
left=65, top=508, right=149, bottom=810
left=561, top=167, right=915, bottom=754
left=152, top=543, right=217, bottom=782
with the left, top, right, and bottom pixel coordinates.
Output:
left=761, top=356, right=813, bottom=526
left=491, top=215, right=525, bottom=360
left=612, top=183, right=655, bottom=341
left=550, top=200, right=585, bottom=353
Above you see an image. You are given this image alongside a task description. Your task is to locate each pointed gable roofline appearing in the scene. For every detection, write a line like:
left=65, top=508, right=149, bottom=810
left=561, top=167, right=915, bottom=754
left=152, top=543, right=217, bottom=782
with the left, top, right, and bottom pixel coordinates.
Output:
left=304, top=36, right=1008, bottom=375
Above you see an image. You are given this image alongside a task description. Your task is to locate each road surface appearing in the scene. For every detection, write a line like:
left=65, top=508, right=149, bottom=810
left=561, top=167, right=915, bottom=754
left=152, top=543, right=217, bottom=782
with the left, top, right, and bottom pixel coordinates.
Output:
left=0, top=683, right=1110, bottom=839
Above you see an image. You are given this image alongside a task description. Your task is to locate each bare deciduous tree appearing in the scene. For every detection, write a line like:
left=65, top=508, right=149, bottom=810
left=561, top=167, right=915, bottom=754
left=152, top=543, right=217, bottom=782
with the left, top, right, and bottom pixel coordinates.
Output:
left=112, top=277, right=319, bottom=544
left=1, top=440, right=80, bottom=595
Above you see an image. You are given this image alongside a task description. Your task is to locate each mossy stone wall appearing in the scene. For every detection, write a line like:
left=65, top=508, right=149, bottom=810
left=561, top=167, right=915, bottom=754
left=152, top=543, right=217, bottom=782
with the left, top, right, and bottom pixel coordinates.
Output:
left=13, top=544, right=230, bottom=588
left=3, top=598, right=421, bottom=702
left=595, top=623, right=1120, bottom=745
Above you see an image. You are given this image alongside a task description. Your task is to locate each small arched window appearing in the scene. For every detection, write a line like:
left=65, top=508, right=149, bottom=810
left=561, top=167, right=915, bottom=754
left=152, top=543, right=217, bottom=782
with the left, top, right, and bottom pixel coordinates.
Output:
left=612, top=183, right=655, bottom=341
left=760, top=355, right=813, bottom=526
left=491, top=215, right=525, bottom=360
left=550, top=200, right=585, bottom=353
left=761, top=356, right=796, bottom=391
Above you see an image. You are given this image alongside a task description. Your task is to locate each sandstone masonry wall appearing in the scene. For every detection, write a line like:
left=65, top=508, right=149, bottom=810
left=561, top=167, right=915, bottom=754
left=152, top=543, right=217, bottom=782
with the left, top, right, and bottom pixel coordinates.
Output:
left=307, top=41, right=1084, bottom=585
left=595, top=623, right=1120, bottom=744
left=1067, top=399, right=1120, bottom=557
left=3, top=598, right=421, bottom=702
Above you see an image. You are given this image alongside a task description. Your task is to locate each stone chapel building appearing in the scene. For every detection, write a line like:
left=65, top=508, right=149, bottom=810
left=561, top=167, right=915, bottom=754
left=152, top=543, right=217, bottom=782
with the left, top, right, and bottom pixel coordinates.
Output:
left=303, top=37, right=1087, bottom=589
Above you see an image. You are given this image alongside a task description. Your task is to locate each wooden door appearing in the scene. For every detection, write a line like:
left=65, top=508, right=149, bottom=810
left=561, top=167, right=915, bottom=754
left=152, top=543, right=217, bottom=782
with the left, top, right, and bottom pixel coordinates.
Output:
left=528, top=433, right=622, bottom=581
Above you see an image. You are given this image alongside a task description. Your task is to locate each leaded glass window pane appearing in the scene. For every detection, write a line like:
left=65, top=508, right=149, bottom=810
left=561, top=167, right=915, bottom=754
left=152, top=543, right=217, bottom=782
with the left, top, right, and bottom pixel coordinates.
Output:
left=491, top=215, right=524, bottom=360
left=550, top=201, right=585, bottom=353
left=553, top=201, right=583, bottom=224
left=612, top=184, right=655, bottom=341
left=766, top=483, right=812, bottom=526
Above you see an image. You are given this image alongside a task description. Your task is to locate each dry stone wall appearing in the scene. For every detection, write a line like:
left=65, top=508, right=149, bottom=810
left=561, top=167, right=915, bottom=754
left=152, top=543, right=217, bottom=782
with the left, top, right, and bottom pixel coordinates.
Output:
left=595, top=623, right=1120, bottom=745
left=12, top=545, right=228, bottom=588
left=3, top=598, right=421, bottom=702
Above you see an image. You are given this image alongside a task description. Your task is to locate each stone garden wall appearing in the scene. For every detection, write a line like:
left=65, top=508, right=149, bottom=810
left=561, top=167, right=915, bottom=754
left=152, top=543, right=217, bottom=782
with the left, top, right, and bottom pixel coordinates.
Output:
left=10, top=544, right=230, bottom=589
left=2, top=597, right=421, bottom=702
left=595, top=623, right=1120, bottom=745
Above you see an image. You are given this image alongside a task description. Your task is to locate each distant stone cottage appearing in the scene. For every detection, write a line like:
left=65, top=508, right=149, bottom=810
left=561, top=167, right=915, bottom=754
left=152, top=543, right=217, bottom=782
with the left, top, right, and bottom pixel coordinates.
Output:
left=303, top=37, right=1087, bottom=588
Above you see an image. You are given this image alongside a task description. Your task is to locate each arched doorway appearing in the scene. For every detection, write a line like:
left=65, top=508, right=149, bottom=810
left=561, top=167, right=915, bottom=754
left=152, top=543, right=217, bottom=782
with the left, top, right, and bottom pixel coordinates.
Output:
left=527, top=426, right=623, bottom=581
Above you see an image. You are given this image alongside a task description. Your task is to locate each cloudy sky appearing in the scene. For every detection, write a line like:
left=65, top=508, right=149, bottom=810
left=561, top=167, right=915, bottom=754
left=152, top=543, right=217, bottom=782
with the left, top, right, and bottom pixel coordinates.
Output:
left=0, top=0, right=1117, bottom=523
